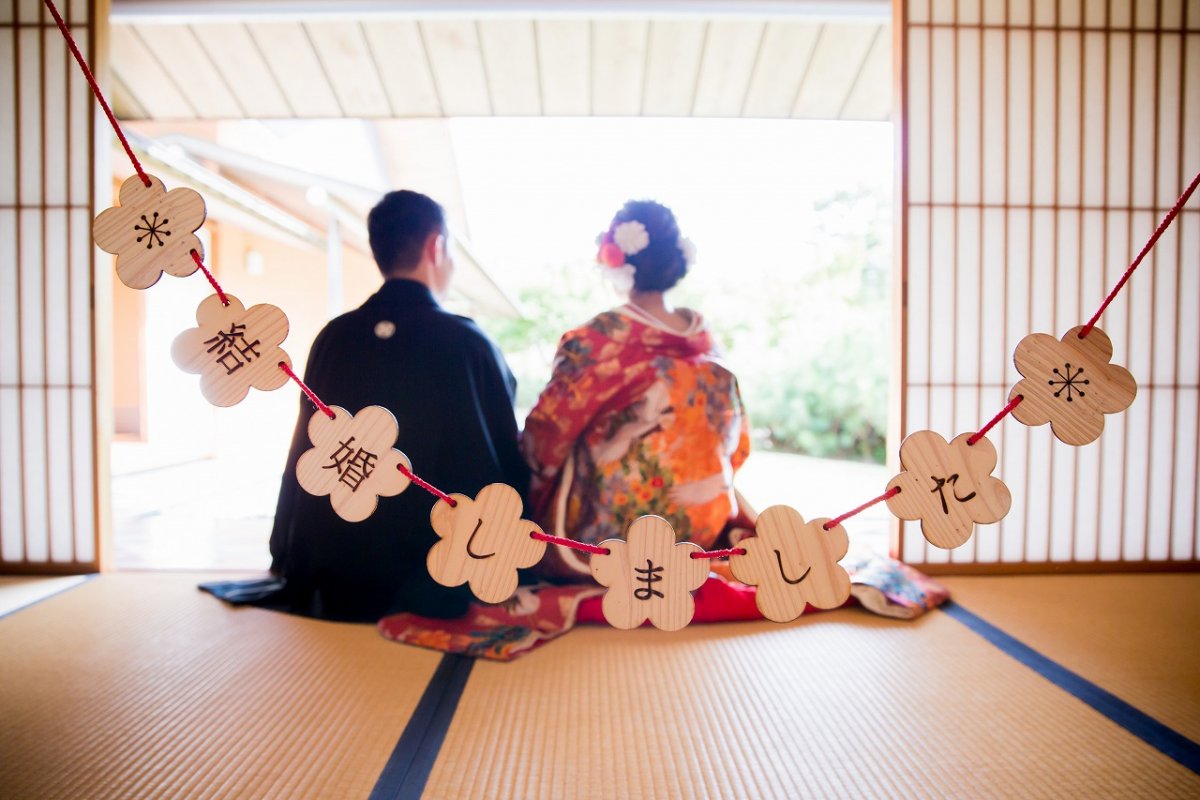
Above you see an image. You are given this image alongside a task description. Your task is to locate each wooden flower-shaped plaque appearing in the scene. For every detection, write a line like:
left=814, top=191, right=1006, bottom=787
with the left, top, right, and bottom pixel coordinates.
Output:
left=590, top=516, right=708, bottom=631
left=428, top=483, right=548, bottom=604
left=886, top=431, right=1012, bottom=549
left=295, top=405, right=412, bottom=522
left=1009, top=325, right=1136, bottom=446
left=171, top=294, right=291, bottom=407
left=94, top=174, right=207, bottom=289
left=729, top=506, right=851, bottom=622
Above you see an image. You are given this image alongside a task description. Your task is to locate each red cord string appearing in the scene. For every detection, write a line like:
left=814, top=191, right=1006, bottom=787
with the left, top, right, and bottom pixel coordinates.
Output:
left=277, top=361, right=336, bottom=420
left=530, top=531, right=611, bottom=555
left=396, top=463, right=458, bottom=507
left=43, top=0, right=151, bottom=187
left=191, top=250, right=229, bottom=306
left=968, top=394, right=1024, bottom=446
left=51, top=0, right=1197, bottom=572
left=691, top=547, right=747, bottom=560
left=823, top=487, right=901, bottom=531
left=1080, top=169, right=1200, bottom=338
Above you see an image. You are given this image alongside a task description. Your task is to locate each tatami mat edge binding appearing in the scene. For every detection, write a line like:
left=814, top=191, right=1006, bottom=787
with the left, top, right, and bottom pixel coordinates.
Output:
left=418, top=610, right=1200, bottom=799
left=939, top=573, right=1200, bottom=743
left=0, top=573, right=444, bottom=800
left=370, top=654, right=476, bottom=800
left=941, top=600, right=1200, bottom=775
left=0, top=574, right=93, bottom=619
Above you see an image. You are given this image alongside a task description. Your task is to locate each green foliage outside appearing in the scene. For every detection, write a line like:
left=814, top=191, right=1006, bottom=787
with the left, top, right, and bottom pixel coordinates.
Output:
left=477, top=186, right=891, bottom=464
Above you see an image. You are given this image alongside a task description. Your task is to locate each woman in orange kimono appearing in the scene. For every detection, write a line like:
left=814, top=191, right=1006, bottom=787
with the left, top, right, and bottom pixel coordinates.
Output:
left=523, top=200, right=753, bottom=578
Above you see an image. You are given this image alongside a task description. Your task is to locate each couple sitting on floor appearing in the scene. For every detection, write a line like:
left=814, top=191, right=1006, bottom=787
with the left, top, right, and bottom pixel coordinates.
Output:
left=262, top=190, right=754, bottom=621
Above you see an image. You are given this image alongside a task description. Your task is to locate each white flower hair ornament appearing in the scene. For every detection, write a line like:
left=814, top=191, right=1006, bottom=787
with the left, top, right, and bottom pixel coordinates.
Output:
left=612, top=220, right=650, bottom=256
left=595, top=220, right=693, bottom=292
left=678, top=236, right=697, bottom=268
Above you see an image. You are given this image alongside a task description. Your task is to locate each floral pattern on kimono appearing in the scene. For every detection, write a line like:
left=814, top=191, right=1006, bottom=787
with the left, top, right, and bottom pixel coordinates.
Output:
left=523, top=306, right=751, bottom=577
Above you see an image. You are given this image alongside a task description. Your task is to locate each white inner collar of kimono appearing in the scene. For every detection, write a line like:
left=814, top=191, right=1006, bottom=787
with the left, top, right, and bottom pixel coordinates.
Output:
left=618, top=303, right=704, bottom=336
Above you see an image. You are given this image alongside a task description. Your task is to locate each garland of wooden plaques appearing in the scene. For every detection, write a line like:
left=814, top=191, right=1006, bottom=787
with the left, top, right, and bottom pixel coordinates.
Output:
left=65, top=0, right=1198, bottom=631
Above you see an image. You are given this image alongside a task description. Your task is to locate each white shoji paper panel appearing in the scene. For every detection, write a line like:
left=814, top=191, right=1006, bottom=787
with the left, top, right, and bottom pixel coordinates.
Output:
left=0, top=387, right=23, bottom=562
left=979, top=209, right=1006, bottom=386
left=954, top=209, right=981, bottom=382
left=980, top=30, right=1007, bottom=206
left=0, top=28, right=14, bottom=206
left=899, top=0, right=1198, bottom=566
left=1173, top=389, right=1199, bottom=560
left=956, top=27, right=981, bottom=207
left=0, top=210, right=16, bottom=385
left=929, top=28, right=955, bottom=206
left=999, top=420, right=1029, bottom=563
left=69, top=209, right=91, bottom=386
left=928, top=207, right=954, bottom=386
left=67, top=26, right=89, bottom=202
left=907, top=27, right=930, bottom=205
left=19, top=208, right=43, bottom=385
left=18, top=28, right=40, bottom=205
left=71, top=386, right=94, bottom=562
left=44, top=209, right=69, bottom=386
left=43, top=29, right=67, bottom=206
left=1106, top=34, right=1132, bottom=208
left=1058, top=32, right=1082, bottom=208
left=1, top=13, right=96, bottom=570
left=47, top=387, right=73, bottom=562
left=21, top=387, right=48, bottom=562
left=1006, top=30, right=1032, bottom=206
left=17, top=0, right=40, bottom=24
left=1031, top=32, right=1057, bottom=207
left=906, top=205, right=930, bottom=385
left=1072, top=423, right=1102, bottom=561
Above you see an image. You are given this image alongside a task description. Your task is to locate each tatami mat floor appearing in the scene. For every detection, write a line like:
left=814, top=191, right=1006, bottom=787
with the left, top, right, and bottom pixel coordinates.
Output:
left=0, top=572, right=1196, bottom=799
left=941, top=574, right=1200, bottom=744
left=0, top=574, right=441, bottom=800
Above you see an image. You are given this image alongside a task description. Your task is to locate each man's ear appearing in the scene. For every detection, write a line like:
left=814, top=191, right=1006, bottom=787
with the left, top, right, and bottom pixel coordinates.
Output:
left=424, top=231, right=446, bottom=264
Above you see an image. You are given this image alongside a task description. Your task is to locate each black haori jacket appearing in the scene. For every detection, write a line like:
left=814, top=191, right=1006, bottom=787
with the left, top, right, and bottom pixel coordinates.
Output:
left=263, top=279, right=528, bottom=621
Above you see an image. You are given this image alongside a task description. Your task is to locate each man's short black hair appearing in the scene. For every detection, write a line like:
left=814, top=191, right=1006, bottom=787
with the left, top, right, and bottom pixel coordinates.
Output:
left=366, top=190, right=446, bottom=276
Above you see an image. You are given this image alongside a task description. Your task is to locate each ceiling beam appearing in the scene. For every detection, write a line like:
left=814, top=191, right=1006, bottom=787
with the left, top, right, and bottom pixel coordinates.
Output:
left=111, top=1, right=889, bottom=24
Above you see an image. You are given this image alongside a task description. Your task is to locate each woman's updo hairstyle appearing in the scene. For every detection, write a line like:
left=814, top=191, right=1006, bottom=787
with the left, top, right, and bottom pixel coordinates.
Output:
left=608, top=200, right=689, bottom=292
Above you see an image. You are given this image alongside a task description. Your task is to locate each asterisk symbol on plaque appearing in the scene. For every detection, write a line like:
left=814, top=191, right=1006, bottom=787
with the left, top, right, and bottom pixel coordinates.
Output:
left=133, top=211, right=171, bottom=248
left=1009, top=325, right=1136, bottom=446
left=93, top=174, right=207, bottom=289
left=1048, top=363, right=1090, bottom=402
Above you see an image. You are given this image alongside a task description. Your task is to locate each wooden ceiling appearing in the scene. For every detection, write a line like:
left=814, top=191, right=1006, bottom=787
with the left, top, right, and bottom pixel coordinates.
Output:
left=108, top=17, right=892, bottom=121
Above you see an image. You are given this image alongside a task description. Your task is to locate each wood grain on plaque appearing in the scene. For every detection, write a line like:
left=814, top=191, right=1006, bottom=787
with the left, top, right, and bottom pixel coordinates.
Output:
left=94, top=174, right=207, bottom=289
left=427, top=483, right=547, bottom=604
left=729, top=505, right=851, bottom=622
left=295, top=405, right=412, bottom=523
left=886, top=431, right=1012, bottom=550
left=1009, top=325, right=1137, bottom=447
left=591, top=515, right=707, bottom=631
left=170, top=293, right=291, bottom=407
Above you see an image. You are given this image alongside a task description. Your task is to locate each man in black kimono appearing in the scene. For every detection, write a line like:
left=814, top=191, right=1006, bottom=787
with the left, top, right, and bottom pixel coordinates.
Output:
left=215, top=190, right=528, bottom=621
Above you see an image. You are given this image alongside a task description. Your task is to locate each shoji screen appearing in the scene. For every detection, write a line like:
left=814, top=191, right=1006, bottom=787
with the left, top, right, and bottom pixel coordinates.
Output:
left=898, top=0, right=1200, bottom=572
left=0, top=0, right=102, bottom=573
